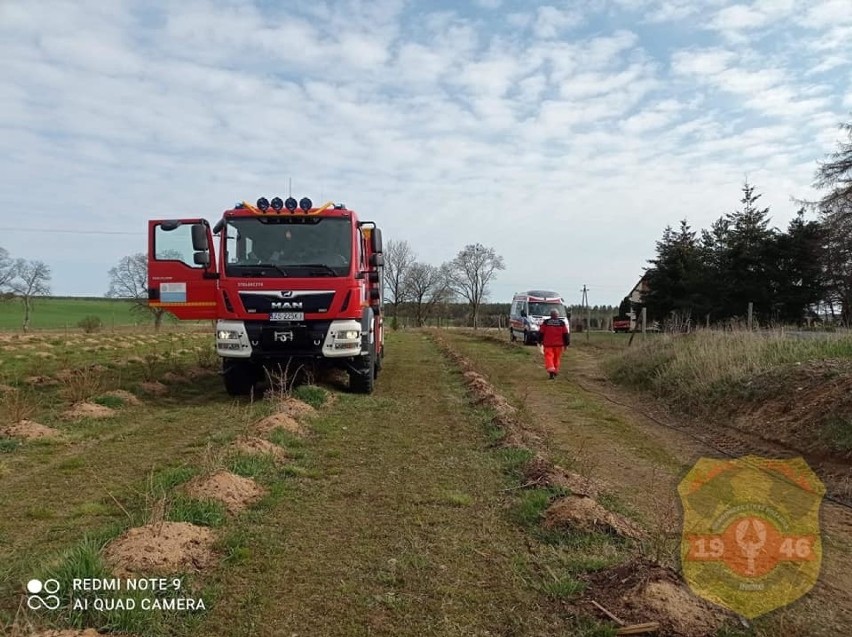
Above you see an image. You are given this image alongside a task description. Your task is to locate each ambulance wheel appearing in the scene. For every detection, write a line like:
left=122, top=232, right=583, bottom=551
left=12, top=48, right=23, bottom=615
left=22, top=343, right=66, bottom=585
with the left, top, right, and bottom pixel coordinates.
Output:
left=223, top=360, right=256, bottom=396
left=523, top=330, right=535, bottom=345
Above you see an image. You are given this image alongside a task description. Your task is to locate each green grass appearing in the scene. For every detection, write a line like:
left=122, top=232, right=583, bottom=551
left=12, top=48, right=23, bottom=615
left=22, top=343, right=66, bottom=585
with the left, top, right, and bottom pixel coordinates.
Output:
left=167, top=495, right=228, bottom=527
left=0, top=297, right=142, bottom=330
left=822, top=415, right=852, bottom=451
left=93, top=394, right=125, bottom=409
left=291, top=384, right=328, bottom=408
left=0, top=438, right=20, bottom=453
left=227, top=453, right=278, bottom=480
left=512, top=488, right=552, bottom=527
left=540, top=573, right=586, bottom=598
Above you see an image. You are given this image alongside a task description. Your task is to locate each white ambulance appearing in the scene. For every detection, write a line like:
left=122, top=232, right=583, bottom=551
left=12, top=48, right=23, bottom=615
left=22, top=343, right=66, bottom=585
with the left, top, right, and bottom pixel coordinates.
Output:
left=508, top=290, right=570, bottom=345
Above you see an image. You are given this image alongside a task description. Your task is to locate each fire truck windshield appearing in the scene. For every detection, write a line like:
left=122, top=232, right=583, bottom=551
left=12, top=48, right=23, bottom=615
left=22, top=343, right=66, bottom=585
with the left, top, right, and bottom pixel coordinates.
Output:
left=224, top=216, right=352, bottom=277
left=528, top=302, right=566, bottom=317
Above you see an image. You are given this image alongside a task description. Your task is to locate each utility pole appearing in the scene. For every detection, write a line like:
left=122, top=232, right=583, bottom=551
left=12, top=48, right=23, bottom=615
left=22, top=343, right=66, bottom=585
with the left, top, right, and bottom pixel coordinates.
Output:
left=581, top=285, right=590, bottom=342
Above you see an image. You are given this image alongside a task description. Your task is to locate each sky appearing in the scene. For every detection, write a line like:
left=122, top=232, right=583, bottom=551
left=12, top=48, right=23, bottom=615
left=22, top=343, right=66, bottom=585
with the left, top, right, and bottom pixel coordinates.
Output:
left=1, top=0, right=850, bottom=307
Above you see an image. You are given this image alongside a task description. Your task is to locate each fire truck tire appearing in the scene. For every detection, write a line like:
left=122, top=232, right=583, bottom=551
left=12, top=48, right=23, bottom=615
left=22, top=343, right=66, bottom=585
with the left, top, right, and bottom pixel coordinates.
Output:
left=349, top=349, right=376, bottom=394
left=222, top=360, right=256, bottom=396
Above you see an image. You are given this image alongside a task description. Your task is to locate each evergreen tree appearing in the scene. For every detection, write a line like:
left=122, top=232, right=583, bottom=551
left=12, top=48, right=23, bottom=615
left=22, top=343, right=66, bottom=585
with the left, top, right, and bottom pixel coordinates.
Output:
left=768, top=209, right=826, bottom=324
left=722, top=181, right=774, bottom=321
left=643, top=220, right=709, bottom=324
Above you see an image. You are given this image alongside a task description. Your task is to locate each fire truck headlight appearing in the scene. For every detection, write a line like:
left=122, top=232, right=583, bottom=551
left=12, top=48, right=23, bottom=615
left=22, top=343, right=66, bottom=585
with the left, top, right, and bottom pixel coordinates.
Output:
left=299, top=197, right=312, bottom=211
left=285, top=197, right=298, bottom=212
left=256, top=197, right=270, bottom=212
left=338, top=330, right=360, bottom=340
left=271, top=197, right=283, bottom=211
left=217, top=330, right=240, bottom=340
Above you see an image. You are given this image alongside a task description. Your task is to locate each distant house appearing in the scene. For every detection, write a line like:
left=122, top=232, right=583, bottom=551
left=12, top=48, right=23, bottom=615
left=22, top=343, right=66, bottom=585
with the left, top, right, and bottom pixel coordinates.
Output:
left=627, top=275, right=650, bottom=306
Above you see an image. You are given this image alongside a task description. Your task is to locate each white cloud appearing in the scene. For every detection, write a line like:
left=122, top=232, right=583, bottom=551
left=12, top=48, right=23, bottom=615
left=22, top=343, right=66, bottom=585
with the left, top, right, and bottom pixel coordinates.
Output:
left=0, top=0, right=845, bottom=301
left=532, top=6, right=583, bottom=39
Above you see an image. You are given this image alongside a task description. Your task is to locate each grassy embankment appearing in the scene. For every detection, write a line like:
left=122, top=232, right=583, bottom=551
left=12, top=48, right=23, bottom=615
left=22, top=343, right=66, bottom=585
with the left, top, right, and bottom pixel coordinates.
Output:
left=604, top=329, right=852, bottom=454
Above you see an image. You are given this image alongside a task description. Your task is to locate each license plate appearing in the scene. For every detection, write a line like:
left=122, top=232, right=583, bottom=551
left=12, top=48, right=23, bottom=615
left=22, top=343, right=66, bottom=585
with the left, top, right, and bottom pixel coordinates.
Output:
left=270, top=312, right=304, bottom=322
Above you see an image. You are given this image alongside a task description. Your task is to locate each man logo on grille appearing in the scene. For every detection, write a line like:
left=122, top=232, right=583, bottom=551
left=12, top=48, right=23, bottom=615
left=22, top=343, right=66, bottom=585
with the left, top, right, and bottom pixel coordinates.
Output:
left=679, top=456, right=824, bottom=618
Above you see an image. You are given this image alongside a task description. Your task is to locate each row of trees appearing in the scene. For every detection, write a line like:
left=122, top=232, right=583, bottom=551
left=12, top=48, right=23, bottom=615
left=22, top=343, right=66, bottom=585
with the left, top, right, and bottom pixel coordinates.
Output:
left=101, top=242, right=510, bottom=331
left=640, top=120, right=852, bottom=327
left=384, top=242, right=505, bottom=328
left=0, top=247, right=52, bottom=331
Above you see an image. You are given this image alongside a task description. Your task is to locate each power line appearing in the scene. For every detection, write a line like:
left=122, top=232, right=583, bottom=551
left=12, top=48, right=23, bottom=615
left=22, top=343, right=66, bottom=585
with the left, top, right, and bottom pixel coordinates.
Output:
left=0, top=227, right=142, bottom=236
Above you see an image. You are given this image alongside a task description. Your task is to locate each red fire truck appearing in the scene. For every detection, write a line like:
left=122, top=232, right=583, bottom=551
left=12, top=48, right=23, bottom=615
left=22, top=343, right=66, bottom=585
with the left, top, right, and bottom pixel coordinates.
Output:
left=147, top=196, right=384, bottom=395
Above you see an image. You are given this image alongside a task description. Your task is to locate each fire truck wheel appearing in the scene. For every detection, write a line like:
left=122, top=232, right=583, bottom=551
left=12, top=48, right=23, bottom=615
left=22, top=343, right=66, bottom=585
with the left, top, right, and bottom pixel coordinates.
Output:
left=222, top=360, right=257, bottom=396
left=349, top=349, right=376, bottom=394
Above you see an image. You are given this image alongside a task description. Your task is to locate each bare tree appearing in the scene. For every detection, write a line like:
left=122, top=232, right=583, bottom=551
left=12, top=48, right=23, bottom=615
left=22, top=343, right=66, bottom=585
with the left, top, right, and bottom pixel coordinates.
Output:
left=404, top=262, right=450, bottom=326
left=815, top=121, right=852, bottom=208
left=446, top=243, right=505, bottom=329
left=383, top=239, right=416, bottom=325
left=11, top=260, right=51, bottom=332
left=0, top=247, right=15, bottom=292
left=106, top=252, right=168, bottom=330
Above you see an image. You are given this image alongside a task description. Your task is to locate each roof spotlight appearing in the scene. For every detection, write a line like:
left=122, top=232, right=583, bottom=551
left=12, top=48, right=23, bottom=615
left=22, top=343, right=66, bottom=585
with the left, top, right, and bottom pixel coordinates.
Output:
left=271, top=196, right=284, bottom=212
left=256, top=197, right=270, bottom=212
left=299, top=197, right=313, bottom=212
left=284, top=197, right=298, bottom=212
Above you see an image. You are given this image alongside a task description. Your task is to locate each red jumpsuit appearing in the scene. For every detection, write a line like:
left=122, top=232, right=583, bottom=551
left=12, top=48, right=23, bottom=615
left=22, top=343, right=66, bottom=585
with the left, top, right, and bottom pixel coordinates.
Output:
left=537, top=318, right=570, bottom=376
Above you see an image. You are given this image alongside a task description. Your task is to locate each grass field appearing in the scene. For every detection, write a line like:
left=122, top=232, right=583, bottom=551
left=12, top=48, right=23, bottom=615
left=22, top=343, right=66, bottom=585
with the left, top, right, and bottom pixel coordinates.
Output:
left=0, top=297, right=173, bottom=331
left=1, top=327, right=849, bottom=636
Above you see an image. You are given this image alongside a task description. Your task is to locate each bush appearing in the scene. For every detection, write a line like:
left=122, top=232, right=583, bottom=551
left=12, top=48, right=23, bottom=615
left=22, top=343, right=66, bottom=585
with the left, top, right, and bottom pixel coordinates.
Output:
left=77, top=315, right=103, bottom=333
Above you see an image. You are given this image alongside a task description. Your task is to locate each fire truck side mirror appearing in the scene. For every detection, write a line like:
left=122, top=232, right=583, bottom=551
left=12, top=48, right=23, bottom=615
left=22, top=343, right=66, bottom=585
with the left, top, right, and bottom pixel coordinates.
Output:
left=370, top=254, right=383, bottom=267
left=193, top=252, right=210, bottom=266
left=191, top=224, right=209, bottom=251
left=370, top=228, right=383, bottom=254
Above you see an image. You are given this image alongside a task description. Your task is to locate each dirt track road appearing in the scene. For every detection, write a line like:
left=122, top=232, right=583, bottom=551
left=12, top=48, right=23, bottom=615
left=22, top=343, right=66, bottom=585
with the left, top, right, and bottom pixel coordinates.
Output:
left=440, top=330, right=852, bottom=636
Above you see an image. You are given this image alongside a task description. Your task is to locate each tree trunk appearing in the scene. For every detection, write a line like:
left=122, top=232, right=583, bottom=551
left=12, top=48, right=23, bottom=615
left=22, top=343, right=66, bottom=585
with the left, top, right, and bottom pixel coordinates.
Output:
left=22, top=297, right=31, bottom=332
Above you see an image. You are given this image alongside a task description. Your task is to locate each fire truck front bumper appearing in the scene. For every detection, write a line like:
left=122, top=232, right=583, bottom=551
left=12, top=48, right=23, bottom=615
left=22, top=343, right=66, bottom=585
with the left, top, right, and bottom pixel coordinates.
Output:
left=216, top=319, right=365, bottom=359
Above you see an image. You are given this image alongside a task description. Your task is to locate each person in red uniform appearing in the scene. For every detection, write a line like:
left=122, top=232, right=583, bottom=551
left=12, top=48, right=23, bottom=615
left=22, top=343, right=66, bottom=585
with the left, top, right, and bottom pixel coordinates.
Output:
left=537, top=309, right=570, bottom=379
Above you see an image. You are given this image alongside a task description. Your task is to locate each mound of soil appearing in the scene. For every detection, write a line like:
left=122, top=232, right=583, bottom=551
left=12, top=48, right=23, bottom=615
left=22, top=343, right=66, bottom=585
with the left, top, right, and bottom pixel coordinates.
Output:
left=255, top=412, right=308, bottom=437
left=184, top=470, right=266, bottom=514
left=524, top=455, right=600, bottom=498
left=24, top=375, right=59, bottom=387
left=738, top=360, right=852, bottom=458
left=581, top=560, right=727, bottom=637
left=162, top=371, right=188, bottom=383
left=0, top=419, right=63, bottom=440
left=543, top=495, right=644, bottom=539
left=138, top=381, right=168, bottom=395
left=275, top=397, right=316, bottom=418
left=104, top=521, right=216, bottom=577
left=62, top=402, right=115, bottom=420
left=232, top=436, right=289, bottom=461
left=103, top=389, right=142, bottom=406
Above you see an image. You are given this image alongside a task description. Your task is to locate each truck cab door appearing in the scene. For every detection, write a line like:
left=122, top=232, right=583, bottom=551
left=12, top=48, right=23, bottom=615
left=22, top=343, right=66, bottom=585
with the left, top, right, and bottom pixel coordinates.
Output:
left=148, top=219, right=218, bottom=320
